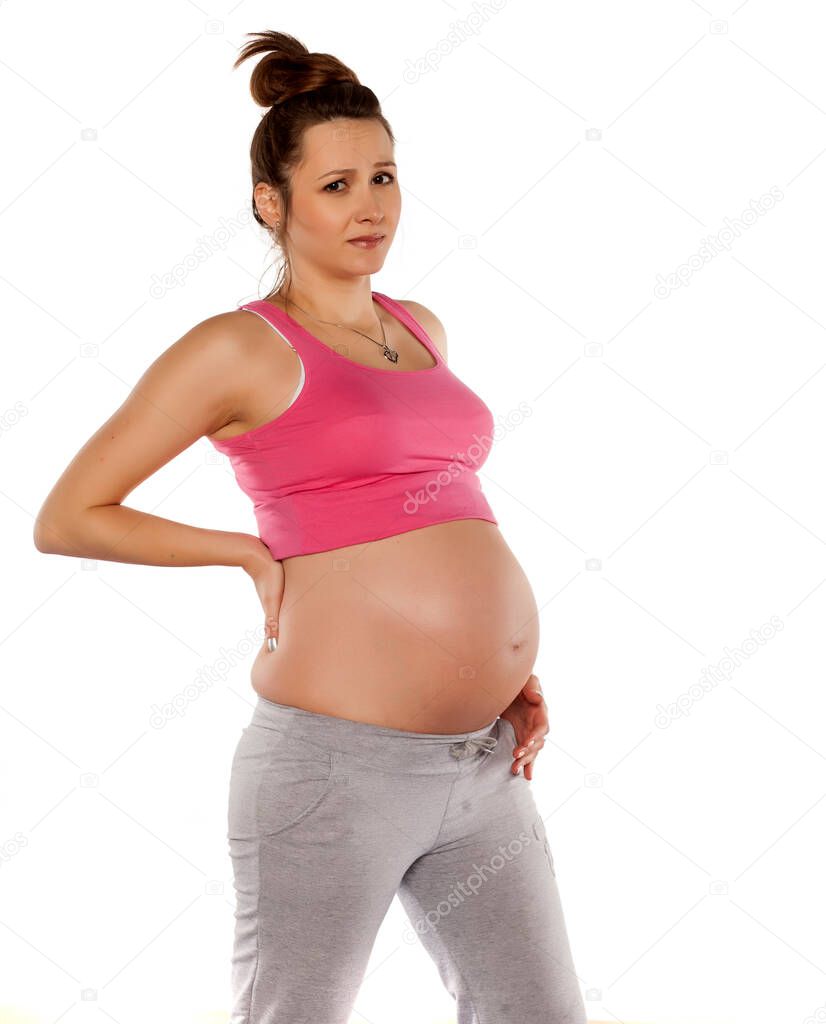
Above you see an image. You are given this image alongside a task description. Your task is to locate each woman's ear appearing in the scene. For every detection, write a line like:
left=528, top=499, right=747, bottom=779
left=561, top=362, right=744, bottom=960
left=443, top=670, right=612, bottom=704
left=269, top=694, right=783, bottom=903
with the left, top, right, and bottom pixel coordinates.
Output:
left=253, top=183, right=281, bottom=229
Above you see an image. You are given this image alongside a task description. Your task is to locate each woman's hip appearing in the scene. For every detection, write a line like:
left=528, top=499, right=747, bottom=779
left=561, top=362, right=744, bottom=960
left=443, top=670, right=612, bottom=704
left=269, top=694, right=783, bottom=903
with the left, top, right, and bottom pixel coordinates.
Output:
left=227, top=697, right=508, bottom=851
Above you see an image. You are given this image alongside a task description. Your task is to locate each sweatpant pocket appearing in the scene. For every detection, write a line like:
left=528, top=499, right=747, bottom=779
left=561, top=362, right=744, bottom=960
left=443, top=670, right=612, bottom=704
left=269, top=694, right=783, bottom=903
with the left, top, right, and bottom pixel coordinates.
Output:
left=228, top=724, right=336, bottom=840
left=532, top=814, right=556, bottom=877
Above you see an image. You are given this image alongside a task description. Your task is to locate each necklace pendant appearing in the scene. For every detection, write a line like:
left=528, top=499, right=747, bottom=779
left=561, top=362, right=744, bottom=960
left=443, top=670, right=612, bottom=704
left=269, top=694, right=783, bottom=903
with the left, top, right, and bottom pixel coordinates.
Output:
left=383, top=346, right=400, bottom=364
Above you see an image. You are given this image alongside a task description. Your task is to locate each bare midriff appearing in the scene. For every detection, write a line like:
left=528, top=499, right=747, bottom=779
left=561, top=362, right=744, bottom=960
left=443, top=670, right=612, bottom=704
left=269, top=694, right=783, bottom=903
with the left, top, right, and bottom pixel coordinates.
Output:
left=250, top=518, right=539, bottom=734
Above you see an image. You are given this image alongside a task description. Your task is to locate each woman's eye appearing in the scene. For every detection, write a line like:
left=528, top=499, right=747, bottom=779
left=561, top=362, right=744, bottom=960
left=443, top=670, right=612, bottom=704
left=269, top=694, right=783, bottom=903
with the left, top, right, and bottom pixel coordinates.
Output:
left=324, top=173, right=396, bottom=193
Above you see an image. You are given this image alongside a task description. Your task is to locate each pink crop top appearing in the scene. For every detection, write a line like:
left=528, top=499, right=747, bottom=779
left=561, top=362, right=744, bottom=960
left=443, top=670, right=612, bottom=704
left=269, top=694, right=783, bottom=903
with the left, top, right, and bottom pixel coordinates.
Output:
left=209, top=293, right=498, bottom=560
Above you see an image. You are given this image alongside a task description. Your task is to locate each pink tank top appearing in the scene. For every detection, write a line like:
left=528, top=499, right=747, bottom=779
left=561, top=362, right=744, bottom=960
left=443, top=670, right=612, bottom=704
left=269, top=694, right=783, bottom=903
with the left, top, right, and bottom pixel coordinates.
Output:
left=209, top=293, right=498, bottom=560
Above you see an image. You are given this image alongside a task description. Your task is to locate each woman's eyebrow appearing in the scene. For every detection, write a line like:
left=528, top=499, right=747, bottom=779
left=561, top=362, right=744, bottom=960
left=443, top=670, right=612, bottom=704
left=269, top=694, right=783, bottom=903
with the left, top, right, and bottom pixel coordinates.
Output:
left=316, top=161, right=397, bottom=179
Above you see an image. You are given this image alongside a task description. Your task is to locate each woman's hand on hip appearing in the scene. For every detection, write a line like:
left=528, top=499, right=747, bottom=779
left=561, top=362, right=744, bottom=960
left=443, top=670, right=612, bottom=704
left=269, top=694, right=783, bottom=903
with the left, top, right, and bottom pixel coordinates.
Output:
left=499, top=673, right=548, bottom=780
left=241, top=539, right=285, bottom=649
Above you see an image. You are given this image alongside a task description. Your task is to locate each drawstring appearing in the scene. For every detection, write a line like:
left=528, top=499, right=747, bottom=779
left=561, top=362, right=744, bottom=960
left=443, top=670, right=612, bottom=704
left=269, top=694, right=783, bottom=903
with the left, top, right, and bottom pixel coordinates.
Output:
left=448, top=734, right=498, bottom=760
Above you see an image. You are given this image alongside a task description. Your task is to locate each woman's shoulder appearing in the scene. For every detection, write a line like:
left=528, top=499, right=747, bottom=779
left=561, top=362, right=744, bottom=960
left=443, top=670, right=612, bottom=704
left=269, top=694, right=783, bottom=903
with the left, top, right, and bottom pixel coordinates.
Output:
left=175, top=307, right=296, bottom=398
left=394, top=298, right=448, bottom=361
left=192, top=306, right=293, bottom=359
left=185, top=307, right=260, bottom=346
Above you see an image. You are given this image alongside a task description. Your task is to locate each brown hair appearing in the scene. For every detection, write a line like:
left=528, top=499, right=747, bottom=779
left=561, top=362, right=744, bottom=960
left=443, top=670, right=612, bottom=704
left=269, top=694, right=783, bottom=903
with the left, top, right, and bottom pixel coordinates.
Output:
left=233, top=31, right=395, bottom=294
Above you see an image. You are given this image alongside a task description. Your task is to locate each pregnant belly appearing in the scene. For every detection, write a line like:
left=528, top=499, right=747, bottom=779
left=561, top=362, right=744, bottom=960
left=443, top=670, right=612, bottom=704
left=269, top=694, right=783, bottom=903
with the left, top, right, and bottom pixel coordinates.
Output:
left=250, top=519, right=540, bottom=733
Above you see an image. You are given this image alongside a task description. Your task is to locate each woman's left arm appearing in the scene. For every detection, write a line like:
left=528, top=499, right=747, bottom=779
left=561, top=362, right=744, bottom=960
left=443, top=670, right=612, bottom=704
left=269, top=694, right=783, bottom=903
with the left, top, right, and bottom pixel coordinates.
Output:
left=499, top=674, right=548, bottom=779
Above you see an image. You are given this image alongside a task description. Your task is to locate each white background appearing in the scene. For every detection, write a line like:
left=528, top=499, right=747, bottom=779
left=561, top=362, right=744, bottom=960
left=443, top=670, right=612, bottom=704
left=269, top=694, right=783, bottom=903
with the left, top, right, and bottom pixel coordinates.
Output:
left=2, top=2, right=824, bottom=1023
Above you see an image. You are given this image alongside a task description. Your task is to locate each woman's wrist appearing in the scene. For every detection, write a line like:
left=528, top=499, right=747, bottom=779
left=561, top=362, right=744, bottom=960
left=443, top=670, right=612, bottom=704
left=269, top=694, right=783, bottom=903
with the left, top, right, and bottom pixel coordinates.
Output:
left=236, top=533, right=277, bottom=575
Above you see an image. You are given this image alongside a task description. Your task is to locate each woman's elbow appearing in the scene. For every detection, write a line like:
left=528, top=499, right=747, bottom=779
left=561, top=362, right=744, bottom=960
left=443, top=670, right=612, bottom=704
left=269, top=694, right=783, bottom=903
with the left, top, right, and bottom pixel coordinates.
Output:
left=32, top=506, right=76, bottom=555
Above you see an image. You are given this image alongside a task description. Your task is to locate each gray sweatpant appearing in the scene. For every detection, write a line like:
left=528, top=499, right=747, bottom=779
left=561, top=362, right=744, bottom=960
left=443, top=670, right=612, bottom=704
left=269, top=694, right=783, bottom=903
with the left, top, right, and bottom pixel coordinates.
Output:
left=227, top=695, right=586, bottom=1023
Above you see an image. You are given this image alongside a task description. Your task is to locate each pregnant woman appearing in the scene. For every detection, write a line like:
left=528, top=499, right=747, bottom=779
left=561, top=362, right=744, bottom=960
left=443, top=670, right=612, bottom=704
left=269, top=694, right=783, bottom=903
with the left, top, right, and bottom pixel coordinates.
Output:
left=33, top=30, right=586, bottom=1024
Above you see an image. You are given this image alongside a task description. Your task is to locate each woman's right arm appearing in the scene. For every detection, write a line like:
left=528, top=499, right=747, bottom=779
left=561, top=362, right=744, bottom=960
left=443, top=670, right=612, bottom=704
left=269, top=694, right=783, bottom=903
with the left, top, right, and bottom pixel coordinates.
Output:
left=32, top=311, right=270, bottom=575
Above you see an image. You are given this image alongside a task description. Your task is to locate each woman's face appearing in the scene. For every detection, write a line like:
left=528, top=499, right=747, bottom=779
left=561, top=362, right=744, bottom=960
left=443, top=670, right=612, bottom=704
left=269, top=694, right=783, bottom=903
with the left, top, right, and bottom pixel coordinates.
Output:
left=272, top=117, right=401, bottom=279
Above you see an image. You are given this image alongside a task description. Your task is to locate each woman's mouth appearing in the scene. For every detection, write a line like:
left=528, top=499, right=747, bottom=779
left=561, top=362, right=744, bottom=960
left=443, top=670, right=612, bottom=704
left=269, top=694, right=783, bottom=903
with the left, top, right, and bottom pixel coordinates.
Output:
left=347, top=235, right=385, bottom=250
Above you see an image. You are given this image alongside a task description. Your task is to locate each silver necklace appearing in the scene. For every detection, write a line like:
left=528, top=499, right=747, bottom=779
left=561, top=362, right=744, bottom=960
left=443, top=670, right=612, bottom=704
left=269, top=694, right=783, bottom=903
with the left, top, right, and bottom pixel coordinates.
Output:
left=280, top=294, right=400, bottom=364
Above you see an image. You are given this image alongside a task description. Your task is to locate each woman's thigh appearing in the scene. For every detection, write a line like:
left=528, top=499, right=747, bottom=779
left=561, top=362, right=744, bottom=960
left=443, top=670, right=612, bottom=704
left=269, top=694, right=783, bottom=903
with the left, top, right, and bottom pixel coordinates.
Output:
left=396, top=718, right=587, bottom=1023
left=226, top=719, right=453, bottom=1023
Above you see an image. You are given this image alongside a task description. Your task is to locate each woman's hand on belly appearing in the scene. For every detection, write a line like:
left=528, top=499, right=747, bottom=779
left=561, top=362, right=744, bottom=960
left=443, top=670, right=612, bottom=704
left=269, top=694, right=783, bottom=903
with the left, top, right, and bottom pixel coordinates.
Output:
left=499, top=673, right=548, bottom=780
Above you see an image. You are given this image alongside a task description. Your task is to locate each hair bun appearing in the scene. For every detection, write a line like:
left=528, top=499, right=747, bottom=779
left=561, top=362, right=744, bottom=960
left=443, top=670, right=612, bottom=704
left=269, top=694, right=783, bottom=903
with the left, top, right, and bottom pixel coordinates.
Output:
left=234, top=30, right=360, bottom=109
